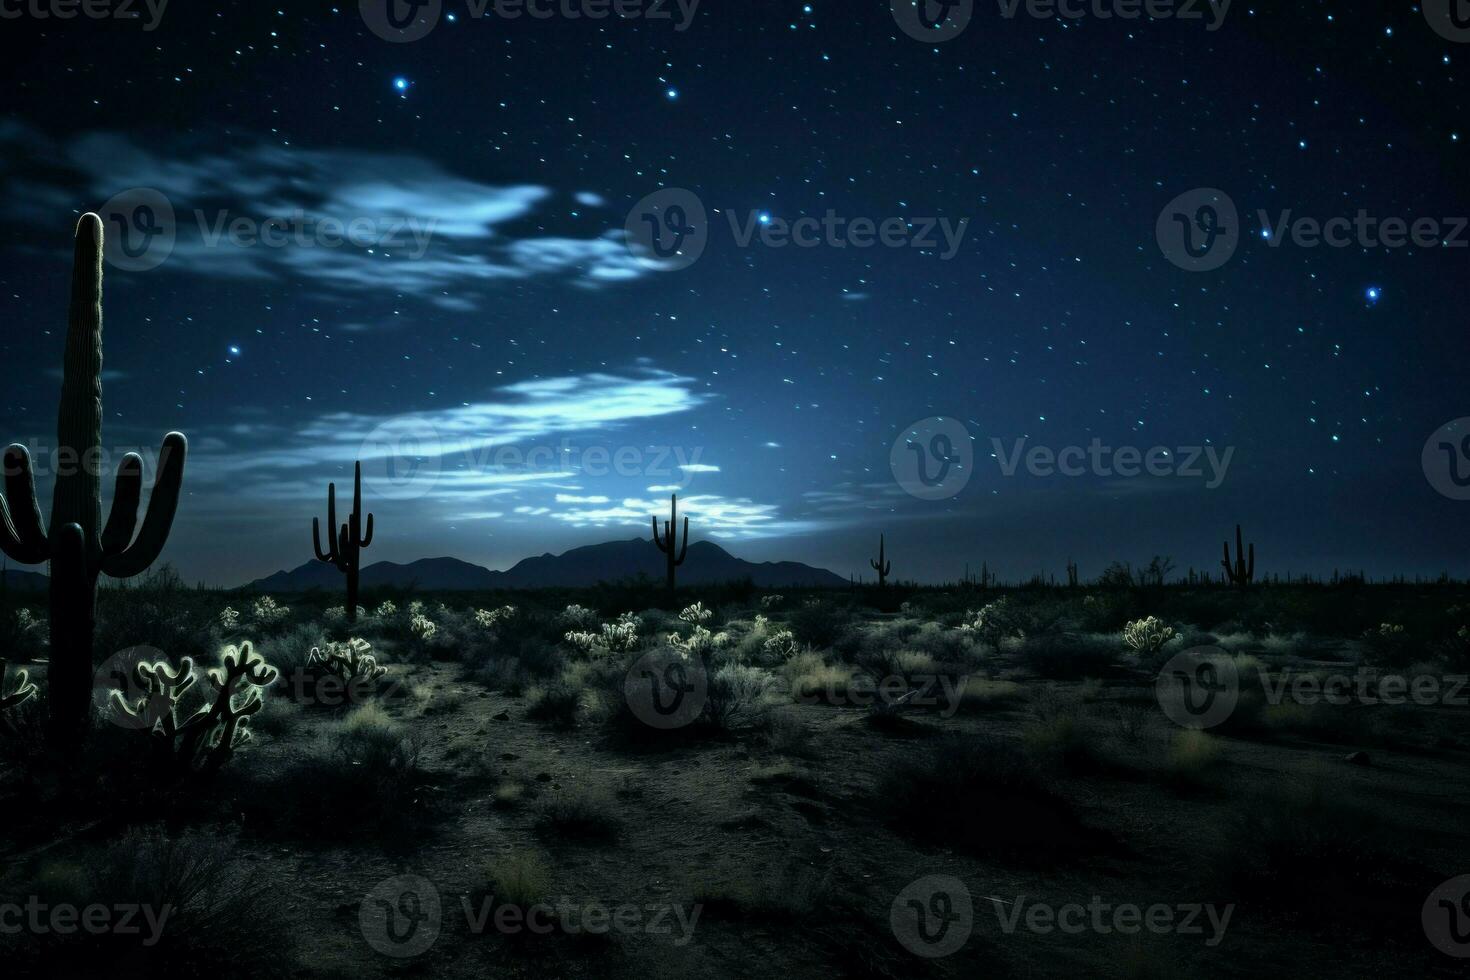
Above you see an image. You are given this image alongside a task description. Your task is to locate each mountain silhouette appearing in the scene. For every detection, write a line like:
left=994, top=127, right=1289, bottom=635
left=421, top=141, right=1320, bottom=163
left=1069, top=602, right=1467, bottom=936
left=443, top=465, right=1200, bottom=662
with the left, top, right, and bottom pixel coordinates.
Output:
left=244, top=537, right=847, bottom=592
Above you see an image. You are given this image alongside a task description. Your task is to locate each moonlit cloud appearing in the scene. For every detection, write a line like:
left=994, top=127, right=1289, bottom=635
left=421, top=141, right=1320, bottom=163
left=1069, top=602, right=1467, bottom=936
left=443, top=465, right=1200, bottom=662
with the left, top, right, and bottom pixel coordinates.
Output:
left=0, top=128, right=658, bottom=308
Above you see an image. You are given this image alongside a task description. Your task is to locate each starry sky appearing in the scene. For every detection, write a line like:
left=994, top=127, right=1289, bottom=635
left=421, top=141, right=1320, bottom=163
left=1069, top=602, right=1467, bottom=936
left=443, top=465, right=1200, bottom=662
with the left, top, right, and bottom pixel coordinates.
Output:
left=1, top=1, right=1468, bottom=586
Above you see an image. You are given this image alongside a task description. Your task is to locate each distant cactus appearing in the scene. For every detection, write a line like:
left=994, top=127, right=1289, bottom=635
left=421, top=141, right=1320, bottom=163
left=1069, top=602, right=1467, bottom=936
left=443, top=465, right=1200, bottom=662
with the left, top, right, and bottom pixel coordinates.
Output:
left=1221, top=524, right=1255, bottom=587
left=1066, top=559, right=1079, bottom=588
left=651, top=493, right=689, bottom=590
left=0, top=214, right=188, bottom=745
left=312, top=461, right=374, bottom=623
left=870, top=534, right=891, bottom=587
left=110, top=642, right=277, bottom=778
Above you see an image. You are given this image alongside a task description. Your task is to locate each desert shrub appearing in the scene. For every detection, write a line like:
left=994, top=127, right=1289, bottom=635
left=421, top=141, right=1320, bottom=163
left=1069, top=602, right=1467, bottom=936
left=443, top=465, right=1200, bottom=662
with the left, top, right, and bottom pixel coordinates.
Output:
left=949, top=677, right=1027, bottom=713
left=565, top=611, right=644, bottom=657
left=525, top=678, right=586, bottom=730
left=1013, top=633, right=1119, bottom=679
left=704, top=663, right=779, bottom=731
left=0, top=825, right=276, bottom=979
left=958, top=598, right=1031, bottom=650
left=688, top=862, right=833, bottom=923
left=536, top=783, right=619, bottom=840
left=876, top=736, right=1110, bottom=863
left=1164, top=729, right=1225, bottom=791
left=1, top=605, right=49, bottom=661
left=781, top=652, right=855, bottom=704
left=787, top=601, right=852, bottom=650
left=558, top=603, right=600, bottom=630
left=1359, top=622, right=1415, bottom=668
left=1023, top=688, right=1105, bottom=774
left=484, top=849, right=552, bottom=910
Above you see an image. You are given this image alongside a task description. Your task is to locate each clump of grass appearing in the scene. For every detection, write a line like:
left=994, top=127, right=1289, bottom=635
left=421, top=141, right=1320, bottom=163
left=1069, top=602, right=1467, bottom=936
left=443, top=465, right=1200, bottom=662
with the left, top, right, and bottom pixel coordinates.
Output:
left=949, top=677, right=1027, bottom=713
left=1164, top=729, right=1225, bottom=792
left=536, top=783, right=619, bottom=841
left=782, top=652, right=854, bottom=703
left=688, top=862, right=832, bottom=923
left=485, top=849, right=552, bottom=909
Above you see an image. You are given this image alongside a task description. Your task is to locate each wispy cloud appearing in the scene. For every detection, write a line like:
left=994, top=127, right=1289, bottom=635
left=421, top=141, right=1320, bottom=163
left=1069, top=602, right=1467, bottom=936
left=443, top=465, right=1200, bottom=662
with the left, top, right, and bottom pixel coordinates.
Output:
left=0, top=126, right=655, bottom=309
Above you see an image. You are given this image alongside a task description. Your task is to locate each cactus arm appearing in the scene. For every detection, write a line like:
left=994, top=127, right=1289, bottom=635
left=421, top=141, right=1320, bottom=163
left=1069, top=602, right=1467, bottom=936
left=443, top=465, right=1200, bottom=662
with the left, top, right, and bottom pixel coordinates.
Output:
left=675, top=515, right=689, bottom=565
left=1247, top=543, right=1255, bottom=582
left=361, top=511, right=374, bottom=548
left=99, top=432, right=187, bottom=579
left=100, top=452, right=143, bottom=557
left=652, top=515, right=669, bottom=553
left=1, top=445, right=50, bottom=564
left=312, top=517, right=331, bottom=561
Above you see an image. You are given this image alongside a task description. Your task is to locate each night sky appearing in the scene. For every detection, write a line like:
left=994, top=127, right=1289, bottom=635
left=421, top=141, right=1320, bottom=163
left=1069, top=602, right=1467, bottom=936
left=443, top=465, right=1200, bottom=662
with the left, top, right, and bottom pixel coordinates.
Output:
left=2, top=1, right=1468, bottom=586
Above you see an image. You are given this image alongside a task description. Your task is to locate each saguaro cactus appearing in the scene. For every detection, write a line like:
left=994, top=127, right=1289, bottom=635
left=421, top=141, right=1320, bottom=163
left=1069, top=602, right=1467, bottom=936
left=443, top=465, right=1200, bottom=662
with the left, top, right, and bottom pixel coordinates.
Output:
left=1221, top=523, right=1255, bottom=587
left=312, top=461, right=373, bottom=622
left=870, top=534, right=891, bottom=587
left=0, top=214, right=188, bottom=744
left=651, top=493, right=689, bottom=590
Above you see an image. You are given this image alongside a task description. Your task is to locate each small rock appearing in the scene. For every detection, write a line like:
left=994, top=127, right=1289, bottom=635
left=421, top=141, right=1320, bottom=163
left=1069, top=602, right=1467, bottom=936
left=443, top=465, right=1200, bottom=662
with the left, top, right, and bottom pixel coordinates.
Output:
left=1345, top=751, right=1371, bottom=766
left=492, top=711, right=510, bottom=721
left=535, top=772, right=552, bottom=782
left=500, top=752, right=519, bottom=761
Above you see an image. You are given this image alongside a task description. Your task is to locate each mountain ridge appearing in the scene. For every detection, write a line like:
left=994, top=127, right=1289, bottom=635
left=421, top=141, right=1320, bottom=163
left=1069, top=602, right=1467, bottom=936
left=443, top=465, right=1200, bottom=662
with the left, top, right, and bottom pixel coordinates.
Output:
left=243, top=537, right=847, bottom=592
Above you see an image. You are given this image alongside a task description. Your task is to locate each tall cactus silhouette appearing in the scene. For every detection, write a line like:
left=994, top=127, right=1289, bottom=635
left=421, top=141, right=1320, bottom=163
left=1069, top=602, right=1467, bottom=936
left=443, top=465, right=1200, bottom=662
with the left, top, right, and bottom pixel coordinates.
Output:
left=1221, top=523, right=1255, bottom=587
left=651, top=493, right=688, bottom=590
left=0, top=214, right=188, bottom=743
left=870, top=534, right=891, bottom=587
left=312, top=461, right=373, bottom=623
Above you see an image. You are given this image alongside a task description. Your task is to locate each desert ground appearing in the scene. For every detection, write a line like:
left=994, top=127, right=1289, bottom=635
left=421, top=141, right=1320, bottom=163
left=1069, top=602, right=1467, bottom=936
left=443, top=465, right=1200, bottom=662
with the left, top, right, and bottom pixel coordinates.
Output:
left=3, top=570, right=1469, bottom=978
